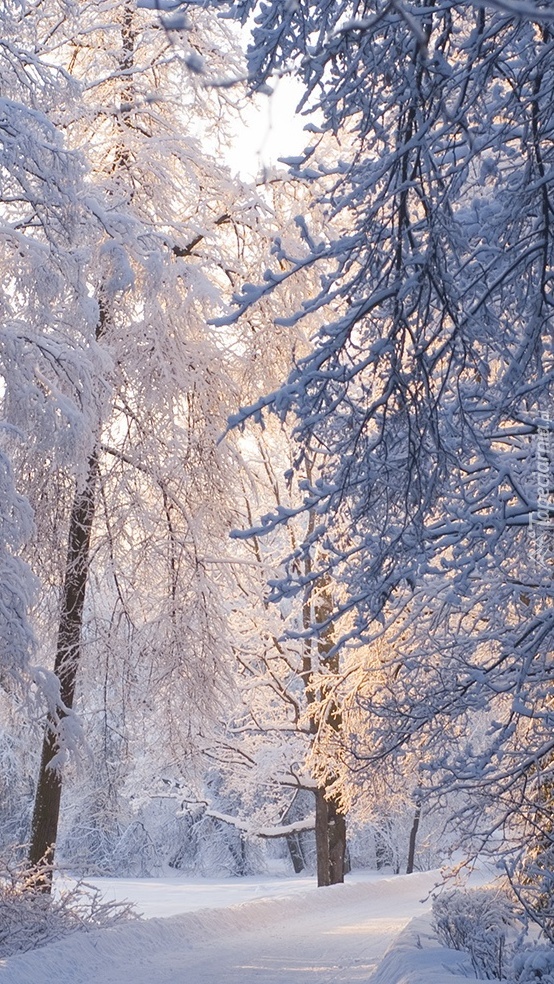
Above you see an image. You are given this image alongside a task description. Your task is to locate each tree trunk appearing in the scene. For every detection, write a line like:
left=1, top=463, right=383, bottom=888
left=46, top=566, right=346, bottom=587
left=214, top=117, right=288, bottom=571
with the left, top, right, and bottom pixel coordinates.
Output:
left=302, top=493, right=347, bottom=888
left=406, top=799, right=421, bottom=875
left=328, top=795, right=346, bottom=884
left=27, top=0, right=127, bottom=888
left=315, top=787, right=331, bottom=886
left=286, top=833, right=306, bottom=874
left=28, top=451, right=99, bottom=889
left=315, top=786, right=346, bottom=886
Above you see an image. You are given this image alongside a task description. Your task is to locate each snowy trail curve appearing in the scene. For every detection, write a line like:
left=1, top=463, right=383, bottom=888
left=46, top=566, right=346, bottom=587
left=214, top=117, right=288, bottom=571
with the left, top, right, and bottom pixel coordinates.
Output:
left=2, top=873, right=436, bottom=984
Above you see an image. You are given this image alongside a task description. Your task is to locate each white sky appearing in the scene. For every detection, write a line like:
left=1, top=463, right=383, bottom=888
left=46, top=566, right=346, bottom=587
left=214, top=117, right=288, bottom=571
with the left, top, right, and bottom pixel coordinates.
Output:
left=226, top=76, right=310, bottom=179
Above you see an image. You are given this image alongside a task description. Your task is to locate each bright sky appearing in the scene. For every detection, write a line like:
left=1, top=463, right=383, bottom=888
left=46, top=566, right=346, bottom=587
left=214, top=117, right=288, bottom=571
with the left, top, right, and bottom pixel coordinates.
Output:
left=226, top=76, right=310, bottom=179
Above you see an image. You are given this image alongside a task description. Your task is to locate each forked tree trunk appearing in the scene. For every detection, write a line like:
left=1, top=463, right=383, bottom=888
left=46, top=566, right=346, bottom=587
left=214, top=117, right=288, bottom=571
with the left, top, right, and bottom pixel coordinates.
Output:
left=28, top=451, right=99, bottom=889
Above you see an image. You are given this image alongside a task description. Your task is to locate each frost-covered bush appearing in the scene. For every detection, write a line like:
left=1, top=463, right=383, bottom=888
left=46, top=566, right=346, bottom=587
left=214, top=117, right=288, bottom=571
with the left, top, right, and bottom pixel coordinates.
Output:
left=0, top=854, right=136, bottom=955
left=0, top=719, right=34, bottom=850
left=512, top=945, right=554, bottom=984
left=514, top=818, right=554, bottom=944
left=193, top=815, right=268, bottom=878
left=432, top=886, right=521, bottom=980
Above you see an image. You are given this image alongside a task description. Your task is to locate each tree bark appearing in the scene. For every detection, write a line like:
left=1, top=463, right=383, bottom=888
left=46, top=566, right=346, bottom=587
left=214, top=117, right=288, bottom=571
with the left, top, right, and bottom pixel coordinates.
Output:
left=328, top=795, right=346, bottom=884
left=406, top=799, right=421, bottom=875
left=315, top=787, right=331, bottom=886
left=286, top=833, right=306, bottom=874
left=302, top=531, right=348, bottom=888
left=314, top=786, right=347, bottom=886
left=28, top=451, right=99, bottom=889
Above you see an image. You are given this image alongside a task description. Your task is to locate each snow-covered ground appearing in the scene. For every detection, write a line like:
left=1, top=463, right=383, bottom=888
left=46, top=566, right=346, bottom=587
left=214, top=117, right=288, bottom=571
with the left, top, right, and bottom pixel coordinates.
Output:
left=59, top=867, right=440, bottom=919
left=1, top=870, right=470, bottom=984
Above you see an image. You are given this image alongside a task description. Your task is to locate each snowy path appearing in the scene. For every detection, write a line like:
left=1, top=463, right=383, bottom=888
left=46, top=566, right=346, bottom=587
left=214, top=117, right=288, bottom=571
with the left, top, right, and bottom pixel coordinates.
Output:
left=2, top=872, right=437, bottom=984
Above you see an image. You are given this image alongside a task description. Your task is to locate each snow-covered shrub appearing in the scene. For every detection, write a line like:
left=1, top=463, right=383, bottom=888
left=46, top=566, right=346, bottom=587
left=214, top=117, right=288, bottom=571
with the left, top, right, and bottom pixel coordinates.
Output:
left=0, top=853, right=136, bottom=955
left=432, top=886, right=521, bottom=979
left=512, top=945, right=554, bottom=983
left=513, top=805, right=554, bottom=945
left=60, top=792, right=130, bottom=876
left=193, top=815, right=268, bottom=877
left=0, top=720, right=34, bottom=850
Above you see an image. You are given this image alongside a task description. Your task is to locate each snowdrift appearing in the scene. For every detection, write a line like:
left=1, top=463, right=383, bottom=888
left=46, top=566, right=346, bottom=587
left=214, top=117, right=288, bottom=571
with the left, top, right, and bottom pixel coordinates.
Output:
left=2, top=872, right=436, bottom=984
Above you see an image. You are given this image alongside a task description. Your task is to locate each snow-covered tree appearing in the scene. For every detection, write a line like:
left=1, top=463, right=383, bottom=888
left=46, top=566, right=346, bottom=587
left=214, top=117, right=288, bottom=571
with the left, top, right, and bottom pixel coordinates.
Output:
left=0, top=0, right=264, bottom=885
left=181, top=0, right=554, bottom=912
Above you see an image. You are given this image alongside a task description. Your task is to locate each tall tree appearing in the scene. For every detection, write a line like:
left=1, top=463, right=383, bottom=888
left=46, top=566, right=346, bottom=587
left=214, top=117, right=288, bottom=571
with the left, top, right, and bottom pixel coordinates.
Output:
left=3, top=0, right=257, bottom=885
left=200, top=214, right=352, bottom=883
left=208, top=443, right=349, bottom=885
left=182, top=0, right=554, bottom=912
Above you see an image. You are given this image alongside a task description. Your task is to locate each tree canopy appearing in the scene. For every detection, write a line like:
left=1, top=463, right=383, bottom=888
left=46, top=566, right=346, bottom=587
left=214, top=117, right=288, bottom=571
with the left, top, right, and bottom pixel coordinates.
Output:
left=185, top=0, right=554, bottom=927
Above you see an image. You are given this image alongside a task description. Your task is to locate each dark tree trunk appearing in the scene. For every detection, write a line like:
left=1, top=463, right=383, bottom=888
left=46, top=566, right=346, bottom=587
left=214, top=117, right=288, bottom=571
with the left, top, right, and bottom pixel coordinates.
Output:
left=315, top=786, right=346, bottom=886
left=406, top=799, right=421, bottom=875
left=328, top=796, right=346, bottom=884
left=315, top=787, right=331, bottom=886
left=286, top=833, right=306, bottom=874
left=302, top=494, right=347, bottom=888
left=28, top=451, right=99, bottom=890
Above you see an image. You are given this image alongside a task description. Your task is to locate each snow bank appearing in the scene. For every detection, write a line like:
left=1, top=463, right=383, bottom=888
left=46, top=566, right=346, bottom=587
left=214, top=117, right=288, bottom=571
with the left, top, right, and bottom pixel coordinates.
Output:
left=369, top=914, right=472, bottom=984
left=1, top=873, right=435, bottom=984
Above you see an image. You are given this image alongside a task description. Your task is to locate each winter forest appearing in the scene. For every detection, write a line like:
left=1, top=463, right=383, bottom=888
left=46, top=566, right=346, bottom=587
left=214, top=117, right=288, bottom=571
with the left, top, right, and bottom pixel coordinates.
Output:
left=0, top=0, right=553, bottom=978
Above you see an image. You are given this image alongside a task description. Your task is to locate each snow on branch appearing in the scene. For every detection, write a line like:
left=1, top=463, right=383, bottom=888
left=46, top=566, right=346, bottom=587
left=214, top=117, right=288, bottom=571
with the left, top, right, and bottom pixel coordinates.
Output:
left=205, top=809, right=315, bottom=839
left=472, top=0, right=554, bottom=20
